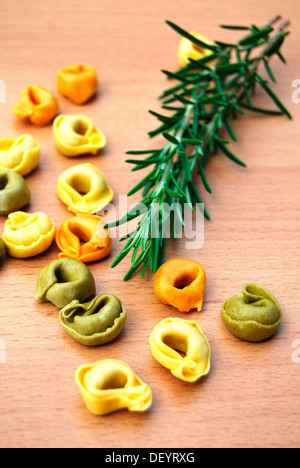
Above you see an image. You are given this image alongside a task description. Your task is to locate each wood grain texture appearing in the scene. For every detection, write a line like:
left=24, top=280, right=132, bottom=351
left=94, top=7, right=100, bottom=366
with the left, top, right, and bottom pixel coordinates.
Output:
left=0, top=0, right=299, bottom=448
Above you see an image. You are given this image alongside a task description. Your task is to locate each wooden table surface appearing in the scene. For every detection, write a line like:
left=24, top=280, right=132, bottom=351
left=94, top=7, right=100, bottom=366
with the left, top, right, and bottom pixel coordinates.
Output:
left=0, top=0, right=299, bottom=449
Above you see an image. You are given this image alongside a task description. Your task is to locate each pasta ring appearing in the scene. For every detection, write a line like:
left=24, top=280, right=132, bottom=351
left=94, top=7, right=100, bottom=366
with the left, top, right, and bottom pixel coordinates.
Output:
left=153, top=258, right=206, bottom=312
left=53, top=114, right=106, bottom=157
left=150, top=317, right=211, bottom=382
left=57, top=163, right=113, bottom=215
left=56, top=215, right=112, bottom=263
left=75, top=359, right=152, bottom=415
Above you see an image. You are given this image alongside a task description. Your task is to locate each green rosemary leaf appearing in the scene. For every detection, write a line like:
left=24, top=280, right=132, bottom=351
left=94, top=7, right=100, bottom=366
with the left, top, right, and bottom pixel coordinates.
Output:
left=182, top=137, right=203, bottom=145
left=197, top=160, right=212, bottom=193
left=162, top=105, right=185, bottom=111
left=220, top=24, right=251, bottom=31
left=170, top=172, right=186, bottom=197
left=198, top=93, right=225, bottom=104
left=126, top=149, right=160, bottom=155
left=217, top=141, right=247, bottom=167
left=263, top=58, right=276, bottom=82
left=243, top=85, right=253, bottom=107
left=123, top=244, right=151, bottom=281
left=148, top=120, right=178, bottom=138
left=178, top=148, right=192, bottom=183
left=264, top=33, right=285, bottom=57
left=164, top=186, right=184, bottom=200
left=173, top=93, right=194, bottom=105
left=166, top=20, right=219, bottom=52
left=187, top=57, right=211, bottom=71
left=276, top=51, right=287, bottom=64
left=238, top=26, right=274, bottom=46
left=216, top=62, right=248, bottom=76
left=255, top=75, right=292, bottom=118
left=162, top=131, right=180, bottom=145
left=189, top=182, right=210, bottom=220
left=148, top=109, right=177, bottom=123
left=159, top=82, right=187, bottom=99
left=224, top=117, right=238, bottom=142
left=239, top=102, right=283, bottom=115
left=127, top=170, right=157, bottom=196
left=161, top=69, right=191, bottom=83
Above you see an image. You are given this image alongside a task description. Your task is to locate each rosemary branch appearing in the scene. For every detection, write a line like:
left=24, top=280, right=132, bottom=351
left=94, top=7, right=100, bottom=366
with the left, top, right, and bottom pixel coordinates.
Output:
left=106, top=16, right=291, bottom=280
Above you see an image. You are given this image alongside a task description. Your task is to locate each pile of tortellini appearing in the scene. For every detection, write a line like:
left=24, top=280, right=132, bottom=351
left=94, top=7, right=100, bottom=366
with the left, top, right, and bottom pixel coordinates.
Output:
left=0, top=61, right=283, bottom=417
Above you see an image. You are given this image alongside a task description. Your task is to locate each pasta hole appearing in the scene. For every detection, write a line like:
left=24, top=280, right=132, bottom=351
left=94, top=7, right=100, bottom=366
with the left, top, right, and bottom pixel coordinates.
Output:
left=174, top=272, right=196, bottom=290
left=0, top=174, right=8, bottom=190
left=28, top=88, right=40, bottom=106
left=163, top=334, right=187, bottom=357
left=100, top=373, right=128, bottom=390
left=73, top=120, right=89, bottom=136
left=70, top=175, right=91, bottom=196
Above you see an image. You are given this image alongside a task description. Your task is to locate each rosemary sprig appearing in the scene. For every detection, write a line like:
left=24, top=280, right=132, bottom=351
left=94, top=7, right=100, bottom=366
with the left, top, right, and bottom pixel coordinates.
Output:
left=106, top=16, right=291, bottom=280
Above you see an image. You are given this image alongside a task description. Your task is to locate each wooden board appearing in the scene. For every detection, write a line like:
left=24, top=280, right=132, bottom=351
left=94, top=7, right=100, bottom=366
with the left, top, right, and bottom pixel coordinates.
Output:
left=0, top=0, right=299, bottom=448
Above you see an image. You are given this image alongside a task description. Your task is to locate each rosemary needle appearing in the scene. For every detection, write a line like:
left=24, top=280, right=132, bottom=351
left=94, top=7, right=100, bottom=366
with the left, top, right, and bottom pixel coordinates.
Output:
left=106, top=16, right=292, bottom=281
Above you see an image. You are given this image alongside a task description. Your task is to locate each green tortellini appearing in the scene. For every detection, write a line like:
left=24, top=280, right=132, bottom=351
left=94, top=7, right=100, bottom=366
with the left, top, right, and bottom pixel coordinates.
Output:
left=0, top=238, right=5, bottom=258
left=0, top=169, right=30, bottom=215
left=221, top=283, right=282, bottom=342
left=35, top=258, right=96, bottom=309
left=59, top=294, right=127, bottom=346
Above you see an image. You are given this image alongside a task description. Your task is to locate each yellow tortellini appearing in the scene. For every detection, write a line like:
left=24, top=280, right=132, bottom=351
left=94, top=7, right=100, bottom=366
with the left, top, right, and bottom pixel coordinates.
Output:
left=53, top=114, right=106, bottom=157
left=57, top=163, right=113, bottom=215
left=3, top=211, right=56, bottom=258
left=0, top=134, right=40, bottom=176
left=75, top=359, right=152, bottom=415
left=150, top=317, right=211, bottom=383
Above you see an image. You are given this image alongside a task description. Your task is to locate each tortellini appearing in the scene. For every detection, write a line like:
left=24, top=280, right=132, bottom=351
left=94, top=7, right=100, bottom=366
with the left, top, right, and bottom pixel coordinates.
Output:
left=153, top=259, right=206, bottom=313
left=0, top=134, right=40, bottom=176
left=57, top=163, right=113, bottom=215
left=3, top=211, right=56, bottom=258
left=150, top=317, right=211, bottom=382
left=56, top=214, right=112, bottom=263
left=35, top=258, right=96, bottom=309
left=221, top=283, right=283, bottom=342
left=59, top=294, right=126, bottom=346
left=57, top=64, right=98, bottom=105
left=0, top=169, right=30, bottom=215
left=75, top=359, right=152, bottom=415
left=12, top=85, right=59, bottom=126
left=53, top=114, right=106, bottom=157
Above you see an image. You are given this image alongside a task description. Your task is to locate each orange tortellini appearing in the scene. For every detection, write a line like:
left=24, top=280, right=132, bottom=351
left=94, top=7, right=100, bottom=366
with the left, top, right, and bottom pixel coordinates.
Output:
left=3, top=211, right=56, bottom=258
left=12, top=85, right=59, bottom=126
left=153, top=258, right=207, bottom=313
left=0, top=134, right=40, bottom=176
left=56, top=214, right=112, bottom=262
left=53, top=114, right=106, bottom=157
left=57, top=64, right=98, bottom=105
left=150, top=317, right=211, bottom=383
left=57, top=163, right=113, bottom=215
left=75, top=359, right=152, bottom=415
